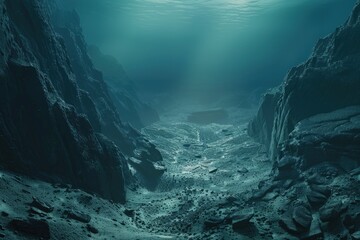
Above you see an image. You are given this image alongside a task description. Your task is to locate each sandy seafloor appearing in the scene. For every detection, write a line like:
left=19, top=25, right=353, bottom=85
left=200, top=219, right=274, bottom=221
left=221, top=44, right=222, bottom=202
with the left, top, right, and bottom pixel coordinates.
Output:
left=0, top=106, right=278, bottom=239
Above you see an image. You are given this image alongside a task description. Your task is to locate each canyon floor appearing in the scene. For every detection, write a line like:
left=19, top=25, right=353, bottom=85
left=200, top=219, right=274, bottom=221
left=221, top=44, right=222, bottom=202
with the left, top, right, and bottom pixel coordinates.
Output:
left=1, top=106, right=358, bottom=239
left=0, top=106, right=272, bottom=239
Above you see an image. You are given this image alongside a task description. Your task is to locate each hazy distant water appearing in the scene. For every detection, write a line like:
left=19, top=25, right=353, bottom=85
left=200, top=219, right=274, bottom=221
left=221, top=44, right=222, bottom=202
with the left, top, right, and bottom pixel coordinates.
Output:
left=61, top=0, right=357, bottom=92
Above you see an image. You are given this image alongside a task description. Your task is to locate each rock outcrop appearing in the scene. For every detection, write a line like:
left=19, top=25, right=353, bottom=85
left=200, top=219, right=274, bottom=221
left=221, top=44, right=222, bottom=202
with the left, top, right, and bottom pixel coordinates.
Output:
left=248, top=4, right=360, bottom=238
left=279, top=106, right=360, bottom=172
left=248, top=87, right=281, bottom=151
left=250, top=0, right=360, bottom=164
left=0, top=0, right=164, bottom=203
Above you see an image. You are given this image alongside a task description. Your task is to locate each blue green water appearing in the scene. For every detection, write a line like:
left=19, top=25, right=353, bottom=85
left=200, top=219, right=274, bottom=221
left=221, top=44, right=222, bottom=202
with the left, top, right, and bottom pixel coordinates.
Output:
left=60, top=0, right=356, bottom=93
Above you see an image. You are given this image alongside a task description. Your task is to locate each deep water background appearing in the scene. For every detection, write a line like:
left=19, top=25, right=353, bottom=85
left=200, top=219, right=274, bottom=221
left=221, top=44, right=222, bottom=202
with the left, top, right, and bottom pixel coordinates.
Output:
left=58, top=0, right=356, bottom=97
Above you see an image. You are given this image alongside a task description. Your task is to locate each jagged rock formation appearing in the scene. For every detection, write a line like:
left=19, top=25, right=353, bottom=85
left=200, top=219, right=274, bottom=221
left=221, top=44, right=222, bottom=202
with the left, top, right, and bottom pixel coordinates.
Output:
left=249, top=3, right=360, bottom=238
left=0, top=0, right=164, bottom=203
left=88, top=46, right=159, bottom=129
left=250, top=0, right=360, bottom=164
left=278, top=106, right=360, bottom=172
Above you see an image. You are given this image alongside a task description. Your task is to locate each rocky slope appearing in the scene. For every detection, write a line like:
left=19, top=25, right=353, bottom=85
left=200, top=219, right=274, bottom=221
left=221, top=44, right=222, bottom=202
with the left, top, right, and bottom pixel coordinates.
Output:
left=0, top=0, right=164, bottom=204
left=88, top=45, right=159, bottom=129
left=248, top=1, right=360, bottom=239
left=250, top=0, right=360, bottom=162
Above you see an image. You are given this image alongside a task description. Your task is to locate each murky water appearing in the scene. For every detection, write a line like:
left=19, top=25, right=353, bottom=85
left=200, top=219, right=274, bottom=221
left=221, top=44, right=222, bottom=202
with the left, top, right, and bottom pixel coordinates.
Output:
left=62, top=0, right=355, bottom=94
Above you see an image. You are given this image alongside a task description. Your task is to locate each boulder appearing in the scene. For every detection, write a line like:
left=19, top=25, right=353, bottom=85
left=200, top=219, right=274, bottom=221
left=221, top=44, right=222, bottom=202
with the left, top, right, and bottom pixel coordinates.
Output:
left=86, top=224, right=99, bottom=234
left=123, top=209, right=135, bottom=218
left=128, top=157, right=166, bottom=189
left=9, top=219, right=50, bottom=239
left=292, top=206, right=312, bottom=229
left=231, top=208, right=254, bottom=230
left=30, top=197, right=53, bottom=213
left=279, top=215, right=300, bottom=235
left=64, top=210, right=91, bottom=223
left=309, top=185, right=331, bottom=198
left=209, top=168, right=218, bottom=174
left=307, top=190, right=328, bottom=207
left=204, top=218, right=224, bottom=229
left=300, top=217, right=323, bottom=240
left=319, top=200, right=348, bottom=223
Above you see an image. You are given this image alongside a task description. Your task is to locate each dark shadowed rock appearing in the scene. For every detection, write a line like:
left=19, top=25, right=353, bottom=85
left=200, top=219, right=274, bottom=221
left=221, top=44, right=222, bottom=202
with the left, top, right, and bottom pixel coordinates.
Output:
left=9, top=219, right=50, bottom=239
left=279, top=215, right=300, bottom=235
left=319, top=200, right=346, bottom=222
left=281, top=107, right=360, bottom=171
left=28, top=208, right=47, bottom=218
left=231, top=207, right=254, bottom=230
left=252, top=180, right=277, bottom=199
left=275, top=156, right=300, bottom=180
left=307, top=190, right=328, bottom=208
left=248, top=88, right=281, bottom=151
left=124, top=209, right=135, bottom=218
left=309, top=185, right=331, bottom=198
left=0, top=0, right=164, bottom=204
left=30, top=197, right=53, bottom=213
left=209, top=168, right=218, bottom=173
left=1, top=212, right=9, bottom=217
left=292, top=206, right=312, bottom=229
left=204, top=218, right=224, bottom=229
left=128, top=157, right=166, bottom=189
left=86, top=224, right=99, bottom=234
left=300, top=216, right=323, bottom=240
left=64, top=210, right=91, bottom=223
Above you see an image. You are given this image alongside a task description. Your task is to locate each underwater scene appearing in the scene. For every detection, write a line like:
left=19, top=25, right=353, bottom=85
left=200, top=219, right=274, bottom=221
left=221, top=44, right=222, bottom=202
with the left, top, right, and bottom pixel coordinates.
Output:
left=0, top=0, right=359, bottom=239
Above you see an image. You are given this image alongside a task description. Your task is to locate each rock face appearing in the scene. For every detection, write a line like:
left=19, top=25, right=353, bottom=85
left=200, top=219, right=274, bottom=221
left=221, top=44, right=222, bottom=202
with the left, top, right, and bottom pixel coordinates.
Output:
left=0, top=0, right=163, bottom=203
left=250, top=1, right=360, bottom=166
left=87, top=45, right=159, bottom=129
left=248, top=4, right=360, bottom=238
left=281, top=106, right=360, bottom=172
left=248, top=87, right=281, bottom=151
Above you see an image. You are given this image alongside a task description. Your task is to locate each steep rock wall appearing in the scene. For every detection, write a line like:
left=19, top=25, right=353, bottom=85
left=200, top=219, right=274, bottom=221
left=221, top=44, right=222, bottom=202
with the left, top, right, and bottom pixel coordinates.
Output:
left=250, top=1, right=360, bottom=161
left=0, top=0, right=163, bottom=202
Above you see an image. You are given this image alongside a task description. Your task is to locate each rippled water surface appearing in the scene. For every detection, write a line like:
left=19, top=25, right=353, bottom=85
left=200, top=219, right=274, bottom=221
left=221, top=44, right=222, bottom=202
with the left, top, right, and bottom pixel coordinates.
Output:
left=94, top=0, right=291, bottom=29
left=60, top=0, right=356, bottom=93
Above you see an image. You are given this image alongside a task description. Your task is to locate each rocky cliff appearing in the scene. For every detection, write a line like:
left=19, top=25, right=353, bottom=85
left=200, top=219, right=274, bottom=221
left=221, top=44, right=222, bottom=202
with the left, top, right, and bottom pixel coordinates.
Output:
left=247, top=3, right=360, bottom=238
left=0, top=0, right=164, bottom=203
left=88, top=45, right=159, bottom=129
left=250, top=0, right=360, bottom=165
